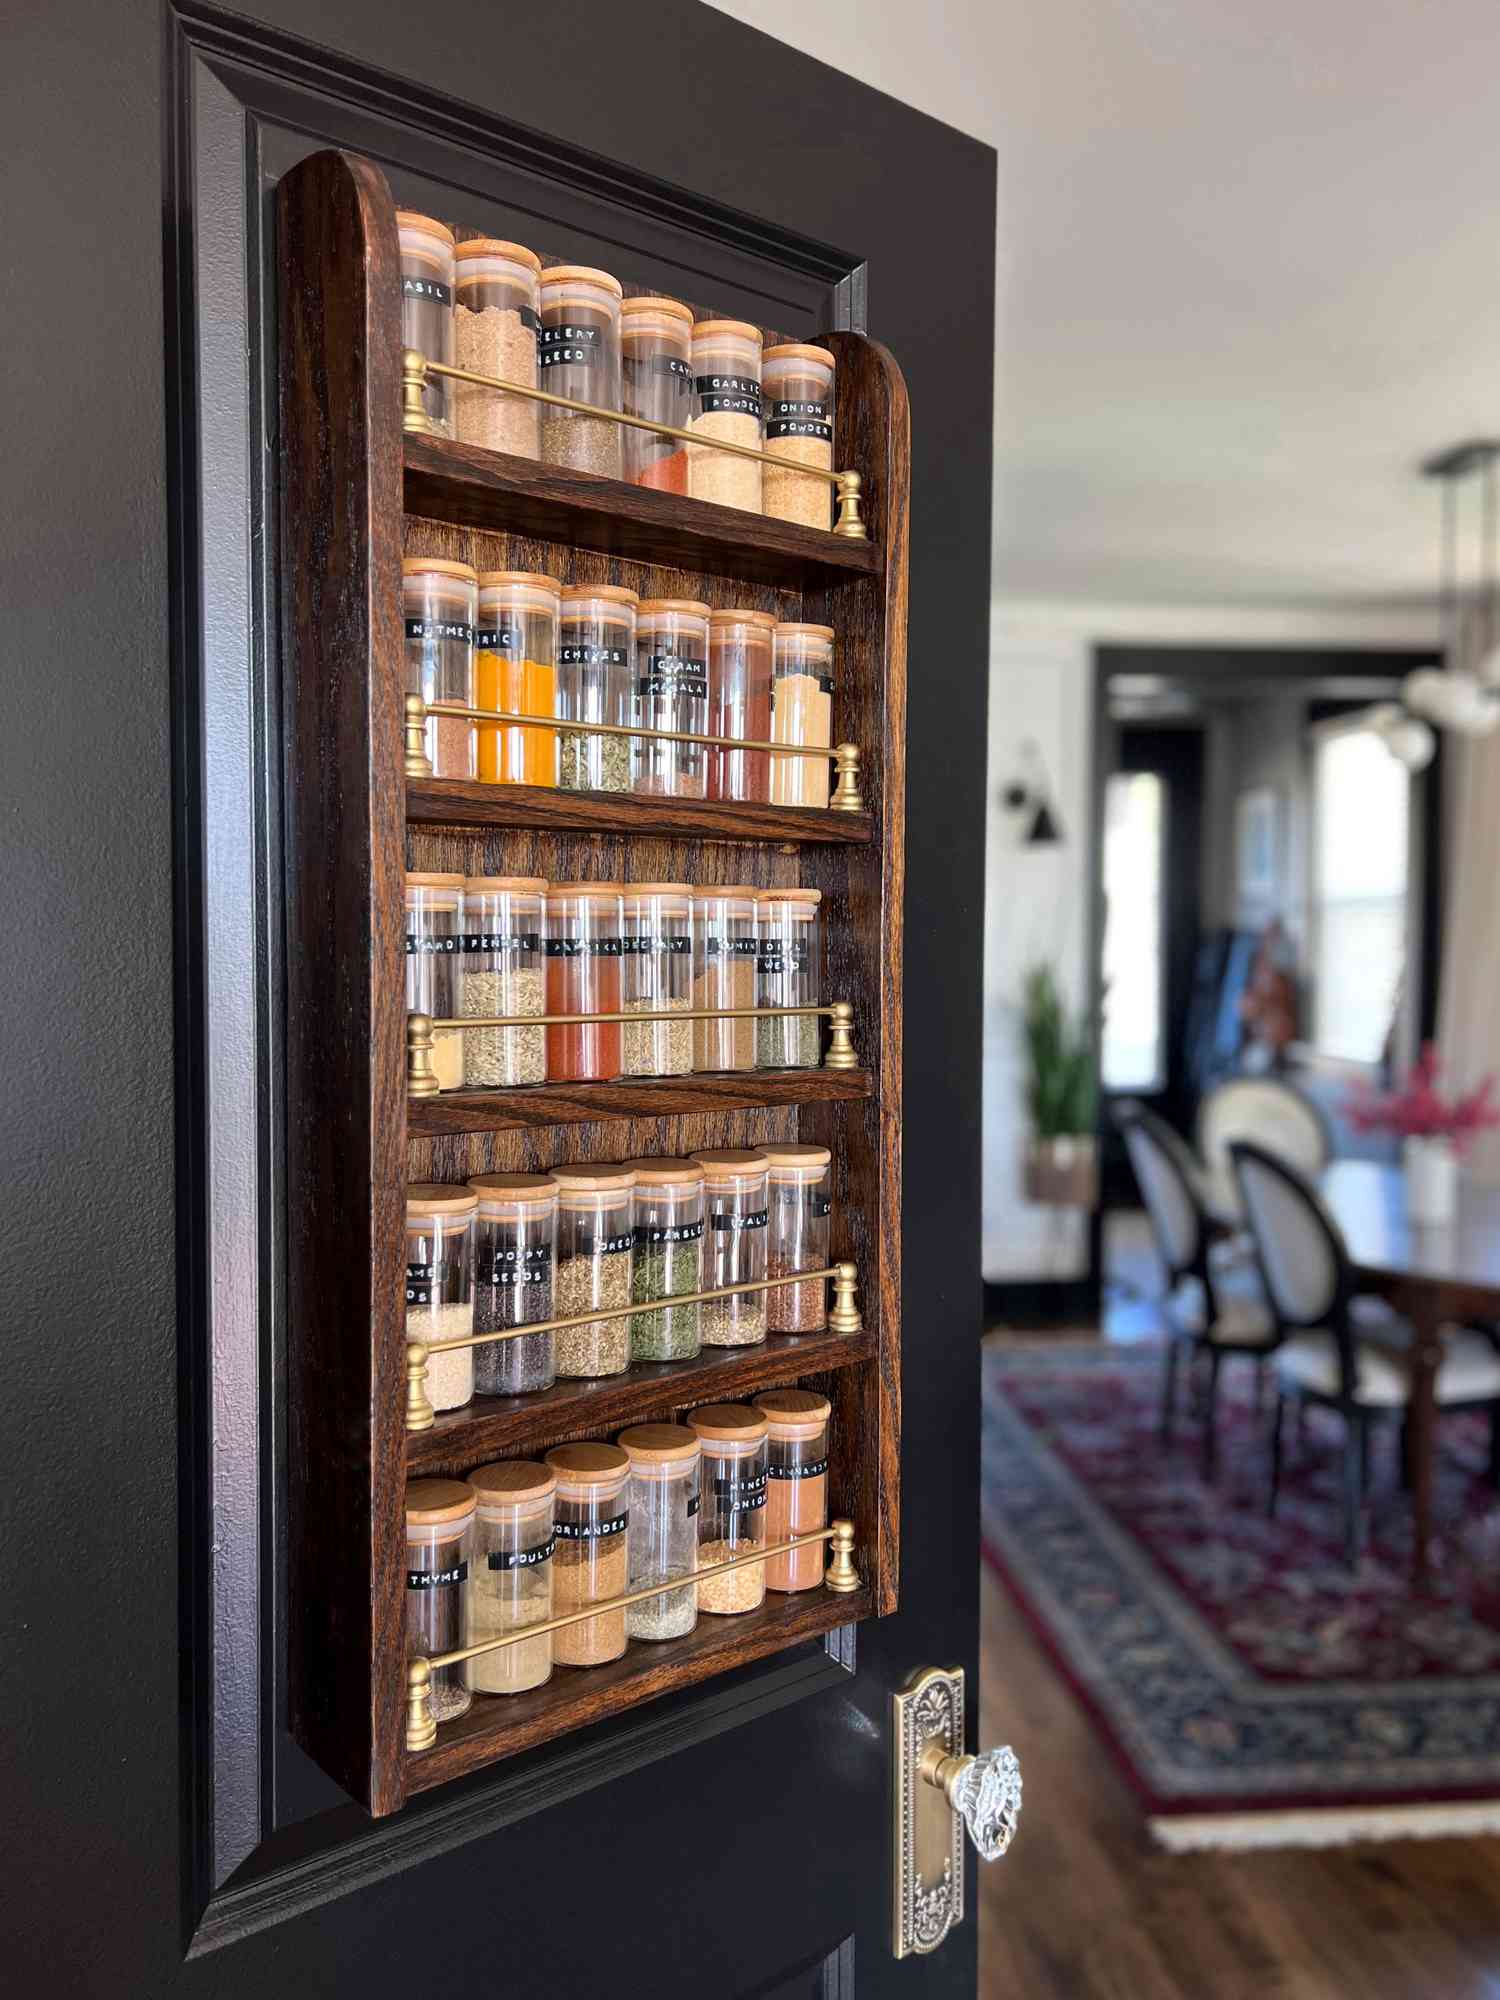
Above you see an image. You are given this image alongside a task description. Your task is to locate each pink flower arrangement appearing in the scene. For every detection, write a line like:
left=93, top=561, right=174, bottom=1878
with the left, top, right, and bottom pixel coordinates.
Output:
left=1344, top=1044, right=1500, bottom=1154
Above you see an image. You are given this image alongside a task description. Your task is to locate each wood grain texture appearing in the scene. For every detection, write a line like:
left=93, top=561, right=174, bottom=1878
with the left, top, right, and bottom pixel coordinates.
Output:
left=404, top=431, right=879, bottom=587
left=405, top=1584, right=873, bottom=1795
left=279, top=150, right=409, bottom=1815
left=406, top=1069, right=873, bottom=1136
left=406, top=777, right=872, bottom=846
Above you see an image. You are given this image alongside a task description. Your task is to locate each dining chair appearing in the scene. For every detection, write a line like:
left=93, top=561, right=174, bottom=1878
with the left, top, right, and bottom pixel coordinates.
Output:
left=1228, top=1138, right=1500, bottom=1565
left=1116, top=1102, right=1275, bottom=1477
left=1197, top=1075, right=1331, bottom=1259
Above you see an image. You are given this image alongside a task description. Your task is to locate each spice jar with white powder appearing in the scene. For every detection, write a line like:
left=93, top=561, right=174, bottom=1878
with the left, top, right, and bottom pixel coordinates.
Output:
left=397, top=211, right=455, bottom=435
left=405, top=1185, right=477, bottom=1412
left=453, top=238, right=541, bottom=459
left=405, top=872, right=466, bottom=1092
left=762, top=343, right=835, bottom=530
left=689, top=1404, right=768, bottom=1615
left=769, top=623, right=834, bottom=808
left=545, top=1443, right=631, bottom=1666
left=689, top=319, right=763, bottom=514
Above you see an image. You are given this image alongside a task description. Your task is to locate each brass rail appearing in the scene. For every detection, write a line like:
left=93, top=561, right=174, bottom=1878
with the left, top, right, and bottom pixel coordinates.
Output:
left=400, top=349, right=867, bottom=539
left=402, top=693, right=862, bottom=812
left=405, top=1262, right=862, bottom=1431
left=405, top=1519, right=862, bottom=1750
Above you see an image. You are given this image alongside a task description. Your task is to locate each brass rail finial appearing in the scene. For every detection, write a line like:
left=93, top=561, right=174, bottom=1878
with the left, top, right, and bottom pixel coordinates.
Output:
left=401, top=349, right=433, bottom=435
left=829, top=1262, right=862, bottom=1335
left=405, top=1340, right=434, bottom=1432
left=406, top=1658, right=437, bottom=1751
left=825, top=1001, right=858, bottom=1071
left=830, top=743, right=863, bottom=813
left=406, top=1013, right=440, bottom=1098
left=833, top=470, right=867, bottom=538
left=404, top=693, right=432, bottom=778
left=825, top=1518, right=861, bottom=1593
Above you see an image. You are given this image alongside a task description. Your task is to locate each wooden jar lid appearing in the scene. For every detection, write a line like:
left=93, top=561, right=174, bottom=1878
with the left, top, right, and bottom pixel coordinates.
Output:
left=545, top=1441, right=630, bottom=1484
left=406, top=1478, right=477, bottom=1525
left=406, top=871, right=466, bottom=889
left=763, top=342, right=836, bottom=369
left=618, top=1423, right=700, bottom=1464
left=463, top=875, right=548, bottom=895
left=548, top=880, right=623, bottom=898
left=689, top=1402, right=769, bottom=1442
left=468, top=1459, right=556, bottom=1504
left=708, top=607, right=777, bottom=631
left=467, top=1172, right=558, bottom=1207
left=691, top=318, right=763, bottom=345
left=691, top=1149, right=769, bottom=1177
left=477, top=570, right=562, bottom=593
left=754, top=1388, right=832, bottom=1435
left=406, top=1183, right=479, bottom=1215
left=758, top=1143, right=832, bottom=1169
left=396, top=211, right=456, bottom=244
left=756, top=887, right=822, bottom=904
left=455, top=238, right=541, bottom=272
left=773, top=622, right=835, bottom=642
left=541, top=264, right=623, bottom=297
left=621, top=295, right=694, bottom=322
left=548, top=1163, right=638, bottom=1192
left=560, top=583, right=639, bottom=607
left=622, top=882, right=692, bottom=898
left=402, top=556, right=477, bottom=582
left=621, top=1157, right=705, bottom=1186
left=697, top=884, right=760, bottom=900
left=636, top=599, right=712, bottom=618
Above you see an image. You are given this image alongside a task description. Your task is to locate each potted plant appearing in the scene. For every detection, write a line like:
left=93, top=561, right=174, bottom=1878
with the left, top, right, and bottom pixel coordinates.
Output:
left=1345, top=1044, right=1499, bottom=1224
left=1019, top=962, right=1099, bottom=1207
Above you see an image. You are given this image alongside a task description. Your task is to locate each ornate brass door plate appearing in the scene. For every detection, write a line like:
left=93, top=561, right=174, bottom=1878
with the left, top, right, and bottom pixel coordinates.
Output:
left=892, top=1665, right=966, bottom=1958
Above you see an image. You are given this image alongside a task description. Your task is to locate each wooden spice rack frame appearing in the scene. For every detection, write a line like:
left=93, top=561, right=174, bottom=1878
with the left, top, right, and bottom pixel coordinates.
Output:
left=279, top=147, right=908, bottom=1817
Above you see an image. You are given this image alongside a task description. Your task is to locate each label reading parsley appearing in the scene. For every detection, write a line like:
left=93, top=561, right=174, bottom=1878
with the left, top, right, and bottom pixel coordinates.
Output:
left=634, top=1219, right=704, bottom=1246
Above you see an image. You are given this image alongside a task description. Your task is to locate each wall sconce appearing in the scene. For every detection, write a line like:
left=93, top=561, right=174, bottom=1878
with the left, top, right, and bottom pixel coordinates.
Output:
left=1000, top=739, right=1063, bottom=847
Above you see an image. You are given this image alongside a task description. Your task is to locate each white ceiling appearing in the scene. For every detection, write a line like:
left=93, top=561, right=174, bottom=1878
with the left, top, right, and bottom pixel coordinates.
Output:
left=708, top=0, right=1500, bottom=612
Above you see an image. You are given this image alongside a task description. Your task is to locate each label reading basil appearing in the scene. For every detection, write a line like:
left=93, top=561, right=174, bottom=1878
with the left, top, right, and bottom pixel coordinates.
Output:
left=402, top=276, right=452, bottom=307
left=766, top=399, right=832, bottom=443
left=694, top=373, right=763, bottom=419
left=407, top=1560, right=468, bottom=1589
left=767, top=1456, right=829, bottom=1481
left=405, top=616, right=474, bottom=646
left=475, top=625, right=521, bottom=652
left=639, top=654, right=708, bottom=702
left=559, top=643, right=628, bottom=666
left=459, top=931, right=542, bottom=954
left=481, top=1245, right=552, bottom=1286
left=634, top=1219, right=704, bottom=1246
left=540, top=323, right=601, bottom=369
left=598, top=1231, right=634, bottom=1256
left=406, top=1259, right=449, bottom=1306
left=487, top=1536, right=556, bottom=1571
left=710, top=1209, right=768, bottom=1232
left=553, top=1509, right=628, bottom=1541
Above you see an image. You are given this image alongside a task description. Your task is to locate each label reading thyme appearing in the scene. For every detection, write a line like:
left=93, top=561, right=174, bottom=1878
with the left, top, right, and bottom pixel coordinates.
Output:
left=406, top=1560, right=468, bottom=1588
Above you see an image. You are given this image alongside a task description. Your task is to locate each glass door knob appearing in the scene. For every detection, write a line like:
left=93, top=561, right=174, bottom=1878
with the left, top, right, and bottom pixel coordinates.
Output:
left=919, top=1740, right=1023, bottom=1861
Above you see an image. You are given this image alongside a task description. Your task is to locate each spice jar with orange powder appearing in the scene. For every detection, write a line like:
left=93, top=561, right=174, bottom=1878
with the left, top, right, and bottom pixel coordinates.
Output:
left=475, top=572, right=560, bottom=787
left=754, top=1389, right=831, bottom=1592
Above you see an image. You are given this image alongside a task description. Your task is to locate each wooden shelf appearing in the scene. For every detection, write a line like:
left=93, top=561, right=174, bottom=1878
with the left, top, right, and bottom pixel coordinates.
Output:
left=404, top=432, right=881, bottom=589
left=406, top=1068, right=874, bottom=1136
left=406, top=776, right=873, bottom=845
left=404, top=1583, right=873, bottom=1795
left=406, top=1328, right=874, bottom=1474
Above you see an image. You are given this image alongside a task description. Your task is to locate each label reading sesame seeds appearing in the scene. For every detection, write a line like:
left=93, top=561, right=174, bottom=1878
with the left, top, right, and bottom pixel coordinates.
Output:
left=406, top=1260, right=451, bottom=1306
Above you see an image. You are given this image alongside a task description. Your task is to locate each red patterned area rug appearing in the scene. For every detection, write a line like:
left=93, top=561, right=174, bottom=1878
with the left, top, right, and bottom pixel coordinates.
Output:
left=983, top=1341, right=1500, bottom=1850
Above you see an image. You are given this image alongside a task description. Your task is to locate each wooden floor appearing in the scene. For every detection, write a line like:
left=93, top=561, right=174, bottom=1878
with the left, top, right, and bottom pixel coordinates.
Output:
left=978, top=1564, right=1500, bottom=1998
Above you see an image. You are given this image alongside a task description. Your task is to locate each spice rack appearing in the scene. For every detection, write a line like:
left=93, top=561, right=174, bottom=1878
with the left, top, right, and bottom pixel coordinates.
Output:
left=279, top=147, right=906, bottom=1818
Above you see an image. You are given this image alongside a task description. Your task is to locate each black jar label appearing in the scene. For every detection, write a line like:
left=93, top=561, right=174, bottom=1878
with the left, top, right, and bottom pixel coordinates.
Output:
left=540, top=323, right=601, bottom=368
left=767, top=1457, right=829, bottom=1481
left=711, top=1470, right=768, bottom=1512
left=406, top=1259, right=450, bottom=1305
left=757, top=939, right=811, bottom=974
left=407, top=1560, right=468, bottom=1589
left=518, top=304, right=541, bottom=333
left=405, top=933, right=461, bottom=955
left=811, top=1192, right=833, bottom=1219
left=702, top=936, right=760, bottom=958
left=542, top=936, right=623, bottom=957
left=687, top=1491, right=701, bottom=1517
left=459, top=931, right=543, bottom=953
left=634, top=1219, right=704, bottom=1245
left=598, top=1231, right=634, bottom=1256
left=487, top=1536, right=556, bottom=1571
left=694, top=374, right=763, bottom=418
left=766, top=399, right=832, bottom=443
left=553, top=1509, right=629, bottom=1541
left=402, top=275, right=452, bottom=307
left=475, top=625, right=521, bottom=652
left=480, top=1245, right=552, bottom=1285
left=559, top=643, right=628, bottom=666
left=405, top=616, right=474, bottom=646
left=619, top=933, right=691, bottom=957
left=710, top=1209, right=768, bottom=1232
left=638, top=654, right=708, bottom=701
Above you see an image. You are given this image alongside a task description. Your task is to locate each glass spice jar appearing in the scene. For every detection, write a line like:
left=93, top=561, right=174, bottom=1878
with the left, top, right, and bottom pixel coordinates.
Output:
left=406, top=1185, right=477, bottom=1412
left=692, top=1149, right=770, bottom=1347
left=691, top=886, right=760, bottom=1073
left=755, top=887, right=823, bottom=1070
left=762, top=1144, right=832, bottom=1334
left=621, top=295, right=694, bottom=492
left=688, top=319, right=764, bottom=514
left=689, top=1404, right=768, bottom=1614
left=706, top=608, right=775, bottom=802
left=544, top=882, right=624, bottom=1082
left=475, top=572, right=560, bottom=788
left=558, top=584, right=637, bottom=793
left=466, top=1460, right=556, bottom=1695
left=544, top=1442, right=631, bottom=1666
left=453, top=238, right=542, bottom=459
left=405, top=872, right=466, bottom=1092
left=753, top=1390, right=831, bottom=1592
left=762, top=342, right=835, bottom=529
left=621, top=883, right=693, bottom=1078
left=551, top=1163, right=636, bottom=1378
left=538, top=265, right=624, bottom=478
left=618, top=1424, right=701, bottom=1641
left=461, top=875, right=546, bottom=1087
left=467, top=1172, right=558, bottom=1397
left=405, top=1478, right=475, bottom=1721
left=769, top=623, right=835, bottom=808
left=633, top=598, right=710, bottom=799
left=403, top=556, right=477, bottom=778
left=397, top=211, right=456, bottom=436
left=624, top=1156, right=705, bottom=1362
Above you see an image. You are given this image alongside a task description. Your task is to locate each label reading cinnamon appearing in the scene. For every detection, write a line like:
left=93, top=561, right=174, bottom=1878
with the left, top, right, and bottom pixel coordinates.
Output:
left=767, top=1457, right=829, bottom=1480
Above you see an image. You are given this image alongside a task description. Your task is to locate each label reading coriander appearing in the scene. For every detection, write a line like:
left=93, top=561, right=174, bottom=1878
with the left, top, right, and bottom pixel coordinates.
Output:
left=766, top=398, right=831, bottom=443
left=487, top=1536, right=556, bottom=1571
left=553, top=1509, right=629, bottom=1541
left=406, top=1560, right=468, bottom=1589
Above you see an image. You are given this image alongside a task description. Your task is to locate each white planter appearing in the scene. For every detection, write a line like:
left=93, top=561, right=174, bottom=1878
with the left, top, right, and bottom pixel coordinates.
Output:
left=1404, top=1136, right=1459, bottom=1225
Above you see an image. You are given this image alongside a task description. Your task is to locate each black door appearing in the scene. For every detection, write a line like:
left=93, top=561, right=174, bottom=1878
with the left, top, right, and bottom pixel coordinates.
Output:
left=3, top=3, right=995, bottom=1996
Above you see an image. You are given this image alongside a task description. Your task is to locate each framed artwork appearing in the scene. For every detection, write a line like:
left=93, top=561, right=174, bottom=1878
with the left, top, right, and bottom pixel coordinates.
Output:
left=1236, top=786, right=1281, bottom=906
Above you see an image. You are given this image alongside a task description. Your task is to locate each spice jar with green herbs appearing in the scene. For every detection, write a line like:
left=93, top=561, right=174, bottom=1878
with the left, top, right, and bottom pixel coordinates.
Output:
left=762, top=342, right=835, bottom=529
left=689, top=319, right=763, bottom=514
left=633, top=599, right=709, bottom=799
left=453, top=237, right=541, bottom=459
left=545, top=1442, right=631, bottom=1666
left=397, top=211, right=455, bottom=435
left=461, top=875, right=546, bottom=1087
left=692, top=886, right=759, bottom=1072
left=468, top=1172, right=558, bottom=1397
left=405, top=872, right=466, bottom=1092
left=406, top=1185, right=477, bottom=1413
left=692, top=1149, right=769, bottom=1346
left=538, top=265, right=623, bottom=478
left=558, top=584, right=637, bottom=793
left=621, top=884, right=693, bottom=1077
left=403, top=556, right=477, bottom=778
left=769, top=623, right=834, bottom=808
left=619, top=1424, right=700, bottom=1641
left=689, top=1404, right=768, bottom=1614
left=551, top=1163, right=636, bottom=1377
left=621, top=295, right=694, bottom=492
left=405, top=1479, right=475, bottom=1721
left=624, top=1156, right=704, bottom=1361
left=763, top=1144, right=832, bottom=1334
left=754, top=1389, right=831, bottom=1592
left=466, top=1460, right=556, bottom=1695
left=755, top=887, right=823, bottom=1069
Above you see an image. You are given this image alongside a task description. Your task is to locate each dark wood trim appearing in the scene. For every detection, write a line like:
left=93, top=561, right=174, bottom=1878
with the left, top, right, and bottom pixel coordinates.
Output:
left=983, top=1275, right=1102, bottom=1328
left=407, top=775, right=872, bottom=845
left=407, top=1069, right=874, bottom=1136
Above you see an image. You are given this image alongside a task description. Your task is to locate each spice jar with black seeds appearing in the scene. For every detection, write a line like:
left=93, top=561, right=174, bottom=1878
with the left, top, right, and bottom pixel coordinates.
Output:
left=557, top=585, right=637, bottom=794
left=769, top=623, right=835, bottom=808
left=689, top=1404, right=768, bottom=1614
left=692, top=1149, right=769, bottom=1347
left=632, top=599, right=709, bottom=799
left=692, top=886, right=759, bottom=1072
left=453, top=237, right=541, bottom=460
left=621, top=884, right=693, bottom=1078
left=621, top=295, right=694, bottom=491
left=467, top=1172, right=558, bottom=1396
left=466, top=1460, right=556, bottom=1695
left=405, top=872, right=466, bottom=1092
left=754, top=1389, right=831, bottom=1592
left=397, top=211, right=455, bottom=435
left=551, top=1163, right=636, bottom=1377
left=405, top=1185, right=477, bottom=1412
left=762, top=342, right=835, bottom=529
left=762, top=1143, right=832, bottom=1334
left=403, top=556, right=477, bottom=779
left=689, top=319, right=764, bottom=514
left=624, top=1156, right=704, bottom=1361
left=619, top=1424, right=700, bottom=1641
left=538, top=265, right=623, bottom=478
left=461, top=875, right=546, bottom=1087
left=545, top=1443, right=631, bottom=1666
left=405, top=1479, right=475, bottom=1721
left=756, top=887, right=823, bottom=1070
left=707, top=608, right=774, bottom=802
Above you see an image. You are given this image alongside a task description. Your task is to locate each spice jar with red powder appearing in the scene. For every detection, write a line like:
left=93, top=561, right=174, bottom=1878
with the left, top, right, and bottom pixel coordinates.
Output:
left=403, top=556, right=477, bottom=779
left=544, top=882, right=623, bottom=1082
left=706, top=608, right=774, bottom=802
left=621, top=295, right=693, bottom=493
left=753, top=1389, right=830, bottom=1592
